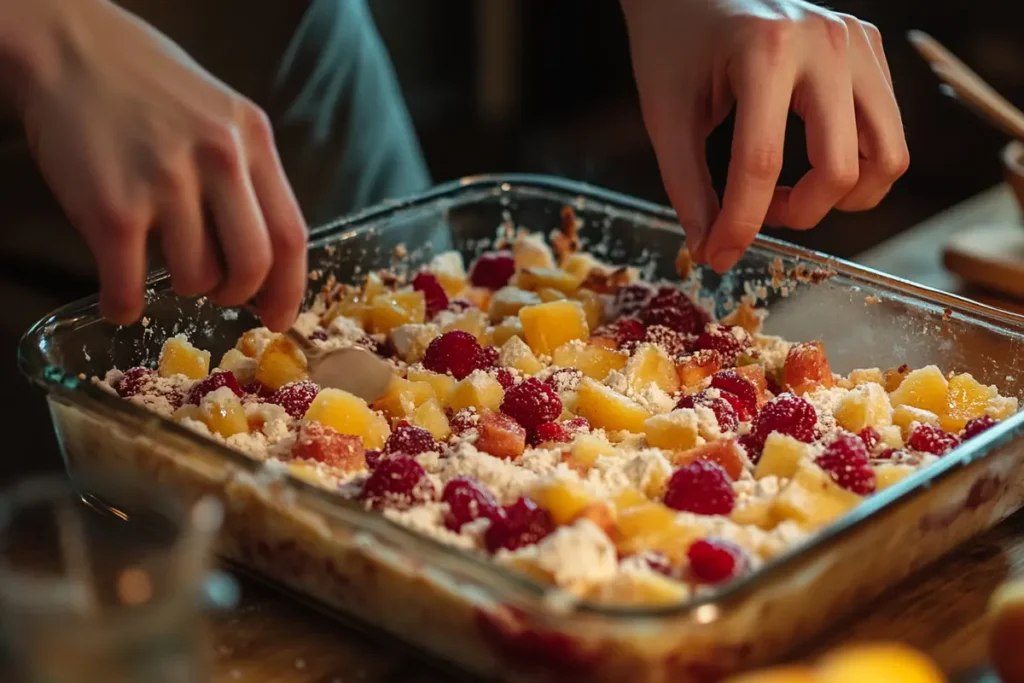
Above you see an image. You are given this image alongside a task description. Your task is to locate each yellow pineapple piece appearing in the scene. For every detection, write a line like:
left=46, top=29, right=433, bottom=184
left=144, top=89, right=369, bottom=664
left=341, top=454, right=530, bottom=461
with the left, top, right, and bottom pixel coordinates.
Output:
left=447, top=371, right=504, bottom=413
left=571, top=434, right=616, bottom=468
left=322, top=289, right=370, bottom=327
left=519, top=300, right=590, bottom=356
left=463, top=286, right=492, bottom=312
left=562, top=253, right=604, bottom=280
left=888, top=365, right=949, bottom=416
left=199, top=388, right=249, bottom=438
left=216, top=348, right=256, bottom=385
left=158, top=335, right=210, bottom=380
left=643, top=409, right=699, bottom=451
left=488, top=287, right=542, bottom=323
left=878, top=424, right=904, bottom=449
left=847, top=368, right=884, bottom=387
left=441, top=308, right=489, bottom=343
left=406, top=367, right=456, bottom=404
left=254, top=336, right=308, bottom=391
left=389, top=323, right=440, bottom=364
left=372, top=376, right=435, bottom=421
left=517, top=267, right=582, bottom=295
left=410, top=398, right=451, bottom=441
left=616, top=503, right=703, bottom=564
left=774, top=461, right=862, bottom=530
left=362, top=271, right=386, bottom=301
left=498, top=336, right=545, bottom=375
left=551, top=341, right=627, bottom=380
left=611, top=488, right=648, bottom=511
left=305, top=388, right=391, bottom=449
left=236, top=328, right=268, bottom=358
left=943, top=372, right=998, bottom=432
left=537, top=287, right=566, bottom=303
left=755, top=432, right=813, bottom=480
left=815, top=643, right=945, bottom=683
left=571, top=288, right=605, bottom=331
left=428, top=251, right=468, bottom=296
left=171, top=403, right=203, bottom=425
left=530, top=479, right=599, bottom=526
left=492, top=317, right=526, bottom=347
left=883, top=364, right=912, bottom=393
left=624, top=344, right=681, bottom=394
left=834, top=383, right=893, bottom=433
left=892, top=404, right=940, bottom=437
left=576, top=378, right=650, bottom=433
left=513, top=233, right=557, bottom=270
left=370, top=290, right=426, bottom=335
left=731, top=499, right=778, bottom=530
left=874, top=464, right=916, bottom=490
left=593, top=571, right=690, bottom=607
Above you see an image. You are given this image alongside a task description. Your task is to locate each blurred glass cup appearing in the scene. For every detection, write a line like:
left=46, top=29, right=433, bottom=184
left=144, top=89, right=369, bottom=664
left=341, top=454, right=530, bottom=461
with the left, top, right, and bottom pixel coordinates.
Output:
left=0, top=472, right=228, bottom=683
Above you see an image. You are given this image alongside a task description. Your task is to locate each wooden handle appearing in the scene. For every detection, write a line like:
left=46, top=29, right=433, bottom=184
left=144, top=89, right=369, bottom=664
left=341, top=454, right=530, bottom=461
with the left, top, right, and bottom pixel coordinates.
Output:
left=908, top=30, right=1024, bottom=142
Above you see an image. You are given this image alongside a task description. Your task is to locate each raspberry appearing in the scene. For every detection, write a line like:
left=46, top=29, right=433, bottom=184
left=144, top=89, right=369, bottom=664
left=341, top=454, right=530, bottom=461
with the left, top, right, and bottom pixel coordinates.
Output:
left=469, top=251, right=516, bottom=290
left=492, top=368, right=516, bottom=389
left=663, top=460, right=735, bottom=515
left=442, top=476, right=504, bottom=531
left=185, top=371, right=244, bottom=405
left=613, top=284, right=653, bottom=317
left=675, top=392, right=739, bottom=433
left=877, top=448, right=910, bottom=462
left=291, top=423, right=365, bottom=470
left=687, top=538, right=746, bottom=584
left=383, top=421, right=438, bottom=456
left=858, top=427, right=881, bottom=452
left=545, top=368, right=582, bottom=393
left=422, top=331, right=485, bottom=380
left=816, top=432, right=876, bottom=494
left=359, top=455, right=435, bottom=510
left=709, top=371, right=758, bottom=420
left=365, top=449, right=382, bottom=469
left=640, top=288, right=709, bottom=336
left=694, top=324, right=748, bottom=365
left=309, top=328, right=329, bottom=342
left=962, top=415, right=997, bottom=440
left=907, top=424, right=959, bottom=456
left=610, top=318, right=647, bottom=346
left=530, top=417, right=588, bottom=446
left=479, top=346, right=500, bottom=368
left=242, top=382, right=274, bottom=399
left=268, top=380, right=320, bottom=419
left=412, top=272, right=450, bottom=319
left=484, top=497, right=554, bottom=552
left=449, top=409, right=478, bottom=437
left=643, top=325, right=690, bottom=358
left=750, top=393, right=817, bottom=449
left=737, top=433, right=761, bottom=459
left=500, top=378, right=562, bottom=429
left=116, top=367, right=153, bottom=397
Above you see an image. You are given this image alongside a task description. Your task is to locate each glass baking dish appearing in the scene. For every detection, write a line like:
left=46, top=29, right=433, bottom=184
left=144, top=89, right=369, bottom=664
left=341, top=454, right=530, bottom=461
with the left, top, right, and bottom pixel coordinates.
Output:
left=18, top=174, right=1024, bottom=682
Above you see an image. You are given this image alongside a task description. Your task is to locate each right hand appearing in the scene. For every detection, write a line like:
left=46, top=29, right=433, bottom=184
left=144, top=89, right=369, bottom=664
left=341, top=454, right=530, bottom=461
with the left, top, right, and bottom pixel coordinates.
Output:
left=8, top=0, right=308, bottom=331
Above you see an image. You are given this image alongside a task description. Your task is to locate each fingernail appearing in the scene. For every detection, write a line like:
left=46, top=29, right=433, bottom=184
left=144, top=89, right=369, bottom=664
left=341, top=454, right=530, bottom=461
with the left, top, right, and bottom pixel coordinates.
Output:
left=710, top=248, right=742, bottom=274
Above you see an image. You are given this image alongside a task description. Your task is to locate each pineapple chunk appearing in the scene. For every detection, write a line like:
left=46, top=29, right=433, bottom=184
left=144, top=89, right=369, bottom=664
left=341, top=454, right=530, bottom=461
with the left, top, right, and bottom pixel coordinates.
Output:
left=551, top=341, right=627, bottom=381
left=576, top=378, right=650, bottom=433
left=833, top=383, right=893, bottom=433
left=513, top=233, right=556, bottom=270
left=410, top=398, right=451, bottom=440
left=217, top=348, right=256, bottom=385
left=322, top=289, right=370, bottom=327
left=943, top=372, right=998, bottom=432
left=616, top=503, right=703, bottom=564
left=158, top=335, right=210, bottom=380
left=848, top=368, right=884, bottom=386
left=406, top=367, right=457, bottom=404
left=674, top=439, right=747, bottom=481
left=441, top=308, right=489, bottom=342
left=888, top=365, right=948, bottom=416
left=179, top=387, right=248, bottom=438
left=874, top=463, right=916, bottom=490
left=643, top=409, right=699, bottom=451
left=369, top=290, right=426, bottom=335
left=625, top=344, right=681, bottom=393
left=731, top=499, right=778, bottom=530
left=447, top=371, right=505, bottom=413
left=372, top=376, right=435, bottom=421
left=756, top=432, right=813, bottom=480
left=783, top=341, right=834, bottom=395
left=675, top=350, right=723, bottom=392
left=531, top=479, right=599, bottom=526
left=892, top=404, right=940, bottom=436
left=562, top=253, right=604, bottom=280
left=774, top=461, right=862, bottom=530
left=428, top=251, right=468, bottom=296
left=488, top=287, right=542, bottom=323
left=878, top=424, right=904, bottom=449
left=571, top=434, right=616, bottom=468
left=537, top=288, right=566, bottom=303
left=389, top=323, right=439, bottom=364
left=362, top=271, right=386, bottom=301
left=517, top=267, right=581, bottom=295
left=492, top=317, right=526, bottom=347
left=254, top=336, right=308, bottom=391
left=305, top=388, right=391, bottom=449
left=519, top=300, right=590, bottom=356
left=611, top=488, right=648, bottom=511
left=236, top=328, right=274, bottom=359
left=592, top=571, right=690, bottom=607
left=571, top=288, right=605, bottom=331
left=499, top=336, right=545, bottom=375
left=463, top=286, right=493, bottom=312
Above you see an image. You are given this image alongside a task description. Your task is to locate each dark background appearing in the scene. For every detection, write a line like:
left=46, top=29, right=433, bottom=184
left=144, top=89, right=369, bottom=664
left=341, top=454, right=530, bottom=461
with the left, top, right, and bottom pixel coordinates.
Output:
left=3, top=0, right=1024, bottom=482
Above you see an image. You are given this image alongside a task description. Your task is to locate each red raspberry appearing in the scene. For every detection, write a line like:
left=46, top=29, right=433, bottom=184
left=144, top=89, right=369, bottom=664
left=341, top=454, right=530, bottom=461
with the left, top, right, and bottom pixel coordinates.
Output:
left=877, top=447, right=910, bottom=462
left=412, top=272, right=450, bottom=319
left=962, top=415, right=997, bottom=440
left=359, top=455, right=436, bottom=510
left=815, top=432, right=876, bottom=495
left=530, top=417, right=588, bottom=446
left=242, top=382, right=274, bottom=399
left=500, top=378, right=562, bottom=429
left=613, top=284, right=654, bottom=317
left=709, top=371, right=758, bottom=420
left=268, top=380, right=320, bottom=419
left=448, top=409, right=478, bottom=437
left=492, top=368, right=516, bottom=389
left=738, top=433, right=762, bottom=459
left=442, top=476, right=504, bottom=532
left=750, top=393, right=817, bottom=449
left=291, top=423, right=365, bottom=470
left=907, top=424, right=959, bottom=456
left=479, top=346, right=500, bottom=368
left=858, top=427, right=881, bottom=452
left=694, top=324, right=748, bottom=365
left=612, top=318, right=648, bottom=346
left=422, top=331, right=485, bottom=380
left=116, top=367, right=153, bottom=397
left=484, top=497, right=554, bottom=552
left=675, top=392, right=739, bottom=433
left=185, top=371, right=245, bottom=405
left=643, top=325, right=691, bottom=358
left=545, top=368, right=582, bottom=393
left=383, top=421, right=438, bottom=456
left=469, top=251, right=516, bottom=290
left=687, top=538, right=746, bottom=584
left=365, top=449, right=382, bottom=468
left=642, top=306, right=705, bottom=337
left=663, top=460, right=735, bottom=515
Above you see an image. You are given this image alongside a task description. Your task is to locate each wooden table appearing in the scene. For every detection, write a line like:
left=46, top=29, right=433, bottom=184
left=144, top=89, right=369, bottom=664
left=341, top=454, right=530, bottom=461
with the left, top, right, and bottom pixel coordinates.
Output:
left=208, top=185, right=1024, bottom=683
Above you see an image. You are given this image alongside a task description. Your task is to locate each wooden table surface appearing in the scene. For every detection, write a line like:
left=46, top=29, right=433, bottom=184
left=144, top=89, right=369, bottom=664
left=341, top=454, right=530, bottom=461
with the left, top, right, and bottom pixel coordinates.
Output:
left=208, top=185, right=1024, bottom=683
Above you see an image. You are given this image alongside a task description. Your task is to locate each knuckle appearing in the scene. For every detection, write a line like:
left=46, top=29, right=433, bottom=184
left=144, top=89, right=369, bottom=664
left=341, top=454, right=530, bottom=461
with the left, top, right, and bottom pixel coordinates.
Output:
left=861, top=21, right=882, bottom=43
left=95, top=200, right=142, bottom=239
left=878, top=146, right=911, bottom=179
left=737, top=146, right=784, bottom=181
left=199, top=120, right=244, bottom=174
left=241, top=101, right=275, bottom=147
left=824, top=159, right=860, bottom=192
left=273, top=222, right=308, bottom=258
left=818, top=14, right=850, bottom=54
left=233, top=243, right=273, bottom=289
left=751, top=17, right=798, bottom=60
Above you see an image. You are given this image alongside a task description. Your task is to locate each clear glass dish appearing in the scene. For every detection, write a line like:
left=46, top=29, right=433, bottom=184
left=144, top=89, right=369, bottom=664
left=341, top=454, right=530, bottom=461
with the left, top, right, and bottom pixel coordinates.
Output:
left=19, top=174, right=1024, bottom=682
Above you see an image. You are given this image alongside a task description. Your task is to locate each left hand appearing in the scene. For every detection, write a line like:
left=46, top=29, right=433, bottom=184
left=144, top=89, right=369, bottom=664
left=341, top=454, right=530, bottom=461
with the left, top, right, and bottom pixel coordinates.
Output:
left=621, top=0, right=910, bottom=272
